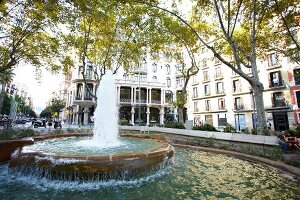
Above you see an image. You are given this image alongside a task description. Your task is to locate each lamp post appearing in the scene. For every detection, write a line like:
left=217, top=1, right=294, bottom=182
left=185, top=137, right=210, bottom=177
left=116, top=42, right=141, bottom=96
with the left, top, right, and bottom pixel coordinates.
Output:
left=138, top=62, right=141, bottom=126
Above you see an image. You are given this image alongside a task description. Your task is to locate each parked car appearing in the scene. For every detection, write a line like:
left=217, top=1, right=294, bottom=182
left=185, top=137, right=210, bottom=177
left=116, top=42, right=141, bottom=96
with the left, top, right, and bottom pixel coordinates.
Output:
left=33, top=120, right=46, bottom=128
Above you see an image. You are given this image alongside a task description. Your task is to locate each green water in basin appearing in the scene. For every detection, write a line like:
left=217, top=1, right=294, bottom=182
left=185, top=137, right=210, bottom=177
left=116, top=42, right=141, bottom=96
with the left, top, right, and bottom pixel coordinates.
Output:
left=22, top=137, right=166, bottom=157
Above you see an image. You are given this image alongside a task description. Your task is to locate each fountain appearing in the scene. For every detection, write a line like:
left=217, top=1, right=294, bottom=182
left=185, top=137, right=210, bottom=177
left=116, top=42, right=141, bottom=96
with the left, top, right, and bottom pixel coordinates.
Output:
left=8, top=70, right=174, bottom=181
left=3, top=71, right=299, bottom=199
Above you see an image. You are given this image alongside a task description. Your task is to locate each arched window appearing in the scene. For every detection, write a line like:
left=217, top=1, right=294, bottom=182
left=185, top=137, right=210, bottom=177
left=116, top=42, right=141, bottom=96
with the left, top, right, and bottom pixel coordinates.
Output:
left=166, top=64, right=171, bottom=74
left=166, top=77, right=171, bottom=87
left=152, top=62, right=157, bottom=72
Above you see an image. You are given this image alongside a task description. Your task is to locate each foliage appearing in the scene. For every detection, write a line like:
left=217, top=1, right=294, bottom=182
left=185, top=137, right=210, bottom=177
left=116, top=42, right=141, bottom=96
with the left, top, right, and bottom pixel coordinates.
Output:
left=40, top=98, right=65, bottom=118
left=39, top=107, right=52, bottom=118
left=223, top=123, right=237, bottom=133
left=241, top=128, right=250, bottom=134
left=164, top=122, right=185, bottom=129
left=66, top=128, right=75, bottom=133
left=120, top=119, right=129, bottom=126
left=288, top=125, right=300, bottom=138
left=193, top=124, right=218, bottom=132
left=0, top=128, right=37, bottom=140
left=1, top=93, right=12, bottom=115
left=251, top=128, right=258, bottom=135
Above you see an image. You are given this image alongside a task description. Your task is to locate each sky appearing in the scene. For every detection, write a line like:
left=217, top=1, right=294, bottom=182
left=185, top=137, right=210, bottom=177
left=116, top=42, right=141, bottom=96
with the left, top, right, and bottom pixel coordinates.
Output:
left=13, top=64, right=62, bottom=114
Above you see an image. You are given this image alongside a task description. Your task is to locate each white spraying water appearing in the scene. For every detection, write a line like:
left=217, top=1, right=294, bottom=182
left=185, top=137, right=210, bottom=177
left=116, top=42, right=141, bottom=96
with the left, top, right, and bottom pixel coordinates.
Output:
left=90, top=70, right=121, bottom=147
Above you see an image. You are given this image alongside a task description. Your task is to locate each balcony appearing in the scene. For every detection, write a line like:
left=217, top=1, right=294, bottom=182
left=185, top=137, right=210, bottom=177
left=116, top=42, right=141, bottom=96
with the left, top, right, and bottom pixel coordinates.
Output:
left=272, top=100, right=287, bottom=108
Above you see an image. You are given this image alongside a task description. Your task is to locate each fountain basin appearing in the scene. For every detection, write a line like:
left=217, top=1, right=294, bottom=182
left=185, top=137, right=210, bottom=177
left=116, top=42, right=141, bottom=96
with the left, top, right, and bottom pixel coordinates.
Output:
left=8, top=134, right=174, bottom=181
left=0, top=139, right=34, bottom=162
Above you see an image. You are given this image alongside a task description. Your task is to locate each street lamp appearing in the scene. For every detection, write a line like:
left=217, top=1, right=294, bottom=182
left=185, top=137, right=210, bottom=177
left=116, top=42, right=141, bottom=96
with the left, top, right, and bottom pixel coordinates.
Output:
left=138, top=62, right=141, bottom=126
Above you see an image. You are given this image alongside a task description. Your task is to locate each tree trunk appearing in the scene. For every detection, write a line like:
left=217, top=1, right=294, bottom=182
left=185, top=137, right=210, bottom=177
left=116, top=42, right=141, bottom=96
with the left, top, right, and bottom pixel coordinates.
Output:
left=177, top=107, right=184, bottom=124
left=253, top=84, right=267, bottom=134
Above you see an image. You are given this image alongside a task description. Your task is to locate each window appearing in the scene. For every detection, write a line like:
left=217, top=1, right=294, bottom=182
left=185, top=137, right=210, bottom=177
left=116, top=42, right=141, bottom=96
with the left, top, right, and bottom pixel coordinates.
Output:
left=175, top=64, right=182, bottom=72
left=214, top=57, right=221, bottom=65
left=141, top=58, right=147, bottom=71
left=204, top=84, right=210, bottom=96
left=192, top=75, right=198, bottom=83
left=205, top=100, right=211, bottom=111
left=203, top=71, right=209, bottom=81
left=76, top=83, right=83, bottom=100
left=194, top=101, right=198, bottom=112
left=152, top=63, right=157, bottom=72
left=152, top=76, right=157, bottom=82
left=166, top=64, right=171, bottom=74
left=78, top=66, right=83, bottom=76
left=165, top=90, right=173, bottom=103
left=193, top=87, right=198, bottom=98
left=268, top=53, right=278, bottom=67
left=233, top=79, right=241, bottom=93
left=86, top=65, right=93, bottom=78
left=85, top=84, right=93, bottom=100
left=234, top=97, right=243, bottom=110
left=166, top=77, right=171, bottom=87
left=294, top=69, right=300, bottom=85
left=134, top=74, right=147, bottom=82
left=218, top=98, right=225, bottom=110
left=202, top=58, right=208, bottom=68
left=123, top=73, right=129, bottom=80
left=295, top=91, right=300, bottom=108
left=215, top=67, right=222, bottom=78
left=176, top=77, right=182, bottom=87
left=272, top=92, right=286, bottom=107
left=120, top=87, right=131, bottom=102
left=140, top=74, right=147, bottom=82
left=269, top=71, right=282, bottom=87
left=205, top=115, right=213, bottom=125
left=216, top=82, right=224, bottom=94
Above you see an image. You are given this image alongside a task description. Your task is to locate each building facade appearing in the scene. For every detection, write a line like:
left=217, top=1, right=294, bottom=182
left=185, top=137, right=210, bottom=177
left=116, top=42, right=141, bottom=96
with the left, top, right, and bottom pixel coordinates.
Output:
left=65, top=53, right=187, bottom=126
left=188, top=44, right=299, bottom=132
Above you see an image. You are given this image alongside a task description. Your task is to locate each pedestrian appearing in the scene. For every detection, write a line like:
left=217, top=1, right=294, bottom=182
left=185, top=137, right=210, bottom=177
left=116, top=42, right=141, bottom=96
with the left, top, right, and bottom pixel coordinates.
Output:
left=47, top=118, right=53, bottom=130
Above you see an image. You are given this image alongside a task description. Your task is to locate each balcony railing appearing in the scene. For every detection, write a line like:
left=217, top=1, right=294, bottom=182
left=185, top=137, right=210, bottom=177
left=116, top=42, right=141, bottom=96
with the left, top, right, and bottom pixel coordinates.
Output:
left=84, top=97, right=93, bottom=101
left=120, top=98, right=131, bottom=103
left=75, top=96, right=82, bottom=100
left=273, top=100, right=287, bottom=107
left=151, top=100, right=161, bottom=104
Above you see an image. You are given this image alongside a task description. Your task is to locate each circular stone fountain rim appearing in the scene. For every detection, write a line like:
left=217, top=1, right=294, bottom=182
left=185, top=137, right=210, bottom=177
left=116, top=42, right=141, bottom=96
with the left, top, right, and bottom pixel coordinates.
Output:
left=29, top=133, right=173, bottom=161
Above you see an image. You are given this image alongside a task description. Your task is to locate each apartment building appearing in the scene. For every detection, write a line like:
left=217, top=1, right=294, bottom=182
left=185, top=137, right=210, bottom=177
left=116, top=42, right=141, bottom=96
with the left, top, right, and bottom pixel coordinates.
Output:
left=188, top=44, right=298, bottom=131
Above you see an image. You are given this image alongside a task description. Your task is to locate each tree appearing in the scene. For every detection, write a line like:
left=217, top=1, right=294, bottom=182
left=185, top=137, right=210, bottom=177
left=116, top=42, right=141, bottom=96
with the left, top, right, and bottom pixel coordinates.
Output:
left=0, top=0, right=67, bottom=112
left=39, top=107, right=52, bottom=119
left=0, top=68, right=14, bottom=112
left=39, top=98, right=65, bottom=119
left=1, top=93, right=11, bottom=115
